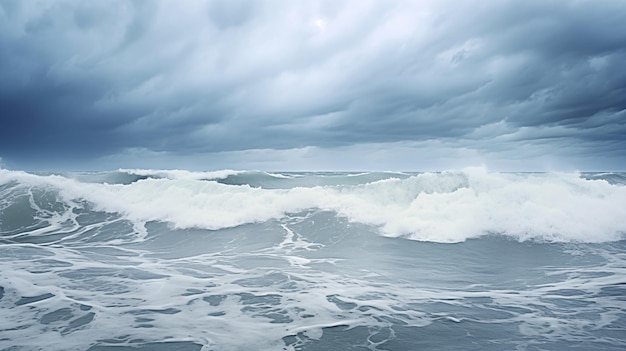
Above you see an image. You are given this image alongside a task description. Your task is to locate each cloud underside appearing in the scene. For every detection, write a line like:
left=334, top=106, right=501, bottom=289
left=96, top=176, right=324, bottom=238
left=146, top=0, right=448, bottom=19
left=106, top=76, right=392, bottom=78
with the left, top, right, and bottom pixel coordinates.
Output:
left=0, top=0, right=625, bottom=170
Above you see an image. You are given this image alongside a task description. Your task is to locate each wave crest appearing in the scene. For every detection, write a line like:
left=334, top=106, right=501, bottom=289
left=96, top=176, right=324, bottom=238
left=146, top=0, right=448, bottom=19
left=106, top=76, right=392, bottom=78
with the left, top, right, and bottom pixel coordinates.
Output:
left=1, top=168, right=625, bottom=243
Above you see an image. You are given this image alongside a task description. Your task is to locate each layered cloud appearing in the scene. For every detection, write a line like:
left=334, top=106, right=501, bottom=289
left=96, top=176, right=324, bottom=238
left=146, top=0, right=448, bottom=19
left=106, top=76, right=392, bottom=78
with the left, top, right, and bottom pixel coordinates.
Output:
left=0, top=0, right=625, bottom=170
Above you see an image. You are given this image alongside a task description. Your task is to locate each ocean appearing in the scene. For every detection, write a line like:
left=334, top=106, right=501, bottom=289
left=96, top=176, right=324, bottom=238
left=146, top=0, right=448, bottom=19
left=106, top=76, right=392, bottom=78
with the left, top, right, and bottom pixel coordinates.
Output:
left=0, top=167, right=625, bottom=351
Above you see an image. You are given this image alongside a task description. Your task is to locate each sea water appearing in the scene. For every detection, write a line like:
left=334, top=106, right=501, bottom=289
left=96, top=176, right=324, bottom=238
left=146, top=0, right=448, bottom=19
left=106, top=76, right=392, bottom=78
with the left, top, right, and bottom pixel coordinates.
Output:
left=0, top=168, right=625, bottom=350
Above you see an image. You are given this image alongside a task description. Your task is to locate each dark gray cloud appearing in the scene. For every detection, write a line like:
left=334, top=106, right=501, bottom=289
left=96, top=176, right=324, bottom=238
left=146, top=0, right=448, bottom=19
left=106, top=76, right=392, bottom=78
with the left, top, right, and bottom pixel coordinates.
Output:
left=0, top=0, right=625, bottom=170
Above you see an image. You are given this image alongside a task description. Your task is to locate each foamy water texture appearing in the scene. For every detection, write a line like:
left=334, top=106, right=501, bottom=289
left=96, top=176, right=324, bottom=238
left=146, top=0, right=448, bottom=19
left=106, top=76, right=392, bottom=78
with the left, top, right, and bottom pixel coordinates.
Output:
left=2, top=168, right=625, bottom=243
left=0, top=168, right=625, bottom=350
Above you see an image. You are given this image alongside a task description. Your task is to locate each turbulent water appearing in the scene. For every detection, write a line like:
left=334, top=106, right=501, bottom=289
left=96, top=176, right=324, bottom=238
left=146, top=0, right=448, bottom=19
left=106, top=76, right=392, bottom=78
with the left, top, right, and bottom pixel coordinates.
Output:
left=1, top=167, right=625, bottom=351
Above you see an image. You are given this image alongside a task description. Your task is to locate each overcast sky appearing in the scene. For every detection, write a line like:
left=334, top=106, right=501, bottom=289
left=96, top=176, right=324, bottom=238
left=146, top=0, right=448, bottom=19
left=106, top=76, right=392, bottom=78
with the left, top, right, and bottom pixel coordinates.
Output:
left=1, top=0, right=625, bottom=171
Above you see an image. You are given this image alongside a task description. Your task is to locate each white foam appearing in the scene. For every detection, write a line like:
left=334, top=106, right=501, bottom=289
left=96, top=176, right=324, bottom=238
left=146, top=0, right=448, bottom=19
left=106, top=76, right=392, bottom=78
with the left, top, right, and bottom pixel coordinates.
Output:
left=328, top=168, right=626, bottom=242
left=1, top=168, right=625, bottom=243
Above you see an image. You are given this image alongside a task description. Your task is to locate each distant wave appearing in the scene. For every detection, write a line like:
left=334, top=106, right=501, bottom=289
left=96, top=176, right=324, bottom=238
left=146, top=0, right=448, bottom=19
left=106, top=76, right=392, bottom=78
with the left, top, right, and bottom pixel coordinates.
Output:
left=216, top=170, right=410, bottom=189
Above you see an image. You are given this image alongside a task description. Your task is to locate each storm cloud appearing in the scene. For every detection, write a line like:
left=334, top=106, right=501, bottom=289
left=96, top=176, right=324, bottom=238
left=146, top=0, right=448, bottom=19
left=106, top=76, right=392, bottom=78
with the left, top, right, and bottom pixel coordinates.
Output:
left=1, top=0, right=625, bottom=170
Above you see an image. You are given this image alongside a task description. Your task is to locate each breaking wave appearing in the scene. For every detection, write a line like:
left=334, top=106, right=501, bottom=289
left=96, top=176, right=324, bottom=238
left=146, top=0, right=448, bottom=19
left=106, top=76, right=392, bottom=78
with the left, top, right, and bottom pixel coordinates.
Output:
left=1, top=167, right=625, bottom=243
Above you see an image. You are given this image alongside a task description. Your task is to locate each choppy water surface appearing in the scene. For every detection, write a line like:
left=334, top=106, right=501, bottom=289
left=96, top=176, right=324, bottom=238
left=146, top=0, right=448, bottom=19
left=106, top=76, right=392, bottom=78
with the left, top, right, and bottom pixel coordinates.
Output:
left=1, top=168, right=625, bottom=350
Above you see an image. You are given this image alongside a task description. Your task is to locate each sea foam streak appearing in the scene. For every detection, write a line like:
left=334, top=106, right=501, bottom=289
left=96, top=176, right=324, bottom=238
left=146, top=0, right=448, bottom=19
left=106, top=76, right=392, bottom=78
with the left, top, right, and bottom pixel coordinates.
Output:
left=1, top=167, right=625, bottom=243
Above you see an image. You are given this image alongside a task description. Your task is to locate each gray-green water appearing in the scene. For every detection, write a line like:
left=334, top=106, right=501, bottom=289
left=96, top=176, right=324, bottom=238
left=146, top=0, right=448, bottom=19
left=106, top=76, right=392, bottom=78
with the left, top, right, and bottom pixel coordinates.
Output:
left=1, top=168, right=625, bottom=350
